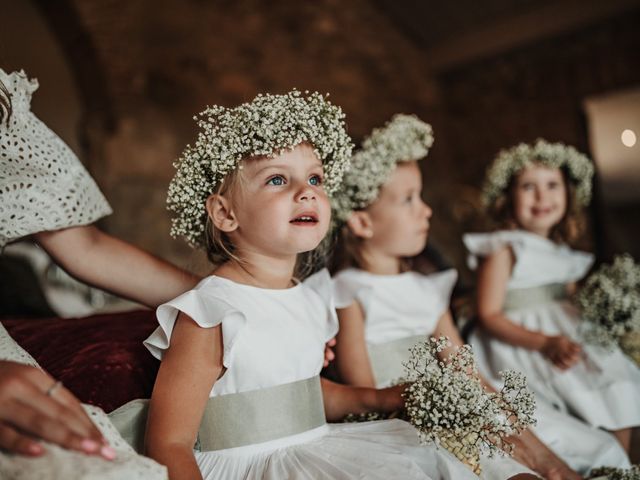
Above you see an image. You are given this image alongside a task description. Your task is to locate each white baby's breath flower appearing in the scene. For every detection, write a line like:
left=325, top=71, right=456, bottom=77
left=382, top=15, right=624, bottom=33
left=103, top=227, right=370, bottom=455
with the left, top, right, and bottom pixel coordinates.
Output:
left=167, top=90, right=354, bottom=249
left=482, top=139, right=594, bottom=211
left=331, top=114, right=434, bottom=222
left=577, top=254, right=640, bottom=350
left=402, top=337, right=536, bottom=464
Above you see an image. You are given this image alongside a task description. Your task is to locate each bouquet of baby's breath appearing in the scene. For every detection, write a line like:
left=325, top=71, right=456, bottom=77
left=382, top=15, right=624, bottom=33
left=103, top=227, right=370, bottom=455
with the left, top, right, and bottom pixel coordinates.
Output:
left=587, top=465, right=640, bottom=480
left=577, top=254, right=640, bottom=364
left=402, top=337, right=536, bottom=474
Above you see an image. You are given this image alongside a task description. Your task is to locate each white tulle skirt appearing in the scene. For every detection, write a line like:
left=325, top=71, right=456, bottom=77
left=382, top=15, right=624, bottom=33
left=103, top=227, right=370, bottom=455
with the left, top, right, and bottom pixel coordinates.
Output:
left=194, top=419, right=485, bottom=479
left=472, top=300, right=640, bottom=430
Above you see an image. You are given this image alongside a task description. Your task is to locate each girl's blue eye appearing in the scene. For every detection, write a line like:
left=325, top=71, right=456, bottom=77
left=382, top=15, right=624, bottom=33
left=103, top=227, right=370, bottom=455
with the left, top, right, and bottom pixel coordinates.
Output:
left=267, top=175, right=285, bottom=186
left=309, top=175, right=322, bottom=186
left=548, top=181, right=560, bottom=189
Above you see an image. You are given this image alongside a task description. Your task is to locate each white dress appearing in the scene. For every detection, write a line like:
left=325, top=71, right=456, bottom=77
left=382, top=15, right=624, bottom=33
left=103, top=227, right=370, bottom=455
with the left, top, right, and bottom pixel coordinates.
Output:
left=144, top=269, right=479, bottom=480
left=463, top=230, right=635, bottom=472
left=0, top=322, right=167, bottom=480
left=0, top=69, right=112, bottom=250
left=464, top=230, right=640, bottom=429
left=333, top=268, right=537, bottom=480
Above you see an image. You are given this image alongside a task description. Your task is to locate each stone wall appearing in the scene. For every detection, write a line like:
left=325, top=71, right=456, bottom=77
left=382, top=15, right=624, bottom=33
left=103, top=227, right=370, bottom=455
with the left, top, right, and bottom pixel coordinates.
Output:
left=6, top=1, right=640, bottom=277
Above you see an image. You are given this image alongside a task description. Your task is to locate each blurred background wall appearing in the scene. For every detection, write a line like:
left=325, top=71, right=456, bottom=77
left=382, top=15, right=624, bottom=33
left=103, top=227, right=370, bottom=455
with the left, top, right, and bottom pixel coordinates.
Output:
left=1, top=0, right=639, bottom=284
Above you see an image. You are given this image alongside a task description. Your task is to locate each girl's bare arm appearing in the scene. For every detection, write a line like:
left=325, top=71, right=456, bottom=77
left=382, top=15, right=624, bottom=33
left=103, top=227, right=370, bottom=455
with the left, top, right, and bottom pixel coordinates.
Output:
left=335, top=302, right=376, bottom=388
left=144, top=313, right=223, bottom=480
left=477, top=247, right=548, bottom=351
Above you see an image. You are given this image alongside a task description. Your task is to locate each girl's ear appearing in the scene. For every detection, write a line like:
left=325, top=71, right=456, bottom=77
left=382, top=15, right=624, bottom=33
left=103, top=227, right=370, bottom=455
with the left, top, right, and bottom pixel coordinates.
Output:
left=206, top=194, right=238, bottom=233
left=346, top=211, right=374, bottom=239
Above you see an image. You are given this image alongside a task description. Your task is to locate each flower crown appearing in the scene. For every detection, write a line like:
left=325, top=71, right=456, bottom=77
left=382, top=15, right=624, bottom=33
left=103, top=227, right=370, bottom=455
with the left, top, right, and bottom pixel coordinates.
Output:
left=167, top=90, right=354, bottom=249
left=332, top=114, right=434, bottom=222
left=482, top=139, right=594, bottom=210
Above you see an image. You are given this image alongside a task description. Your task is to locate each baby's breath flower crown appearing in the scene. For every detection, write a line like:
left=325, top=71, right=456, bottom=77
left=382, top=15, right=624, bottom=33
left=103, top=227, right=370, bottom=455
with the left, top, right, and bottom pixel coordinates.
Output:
left=403, top=337, right=536, bottom=474
left=332, top=114, right=434, bottom=222
left=577, top=254, right=640, bottom=359
left=482, top=139, right=594, bottom=211
left=167, top=90, right=354, bottom=248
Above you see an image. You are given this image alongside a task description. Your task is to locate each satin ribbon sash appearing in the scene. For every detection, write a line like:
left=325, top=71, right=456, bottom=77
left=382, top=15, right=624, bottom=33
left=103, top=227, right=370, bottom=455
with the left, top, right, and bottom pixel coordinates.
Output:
left=368, top=335, right=425, bottom=387
left=503, top=283, right=567, bottom=311
left=197, top=375, right=326, bottom=451
left=108, top=375, right=326, bottom=453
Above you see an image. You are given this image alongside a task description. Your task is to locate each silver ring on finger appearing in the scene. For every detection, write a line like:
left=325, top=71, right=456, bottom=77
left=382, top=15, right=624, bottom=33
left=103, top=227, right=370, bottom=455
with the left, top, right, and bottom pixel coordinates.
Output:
left=46, top=380, right=63, bottom=397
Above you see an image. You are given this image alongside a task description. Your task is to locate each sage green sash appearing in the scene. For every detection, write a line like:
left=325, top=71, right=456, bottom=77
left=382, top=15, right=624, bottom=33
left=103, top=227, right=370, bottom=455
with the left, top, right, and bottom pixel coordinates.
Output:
left=503, top=283, right=567, bottom=311
left=198, top=375, right=325, bottom=450
left=108, top=375, right=326, bottom=453
left=368, top=335, right=424, bottom=387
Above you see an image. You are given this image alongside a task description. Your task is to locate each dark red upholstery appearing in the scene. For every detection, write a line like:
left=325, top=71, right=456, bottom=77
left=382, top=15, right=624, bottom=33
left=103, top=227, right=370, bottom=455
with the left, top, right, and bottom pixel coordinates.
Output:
left=3, top=310, right=160, bottom=413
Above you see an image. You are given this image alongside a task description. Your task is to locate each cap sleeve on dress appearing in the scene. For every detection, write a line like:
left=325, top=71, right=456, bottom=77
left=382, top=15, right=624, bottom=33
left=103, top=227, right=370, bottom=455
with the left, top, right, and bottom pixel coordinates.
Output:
left=422, top=269, right=458, bottom=318
left=303, top=269, right=339, bottom=342
left=463, top=231, right=527, bottom=270
left=332, top=269, right=373, bottom=310
left=565, top=248, right=594, bottom=282
left=144, top=282, right=246, bottom=369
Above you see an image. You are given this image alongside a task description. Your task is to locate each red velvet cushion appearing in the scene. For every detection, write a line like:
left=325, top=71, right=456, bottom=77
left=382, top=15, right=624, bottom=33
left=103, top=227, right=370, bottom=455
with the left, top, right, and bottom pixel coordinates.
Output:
left=3, top=310, right=160, bottom=413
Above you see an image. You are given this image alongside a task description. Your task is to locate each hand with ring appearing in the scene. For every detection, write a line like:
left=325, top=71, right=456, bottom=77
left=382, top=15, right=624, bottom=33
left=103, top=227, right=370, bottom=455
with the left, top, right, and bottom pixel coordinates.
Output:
left=0, top=360, right=116, bottom=459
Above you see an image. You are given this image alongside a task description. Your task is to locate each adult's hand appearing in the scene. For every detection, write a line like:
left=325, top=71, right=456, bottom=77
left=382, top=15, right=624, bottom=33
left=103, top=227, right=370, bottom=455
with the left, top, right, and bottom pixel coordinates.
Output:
left=0, top=361, right=115, bottom=459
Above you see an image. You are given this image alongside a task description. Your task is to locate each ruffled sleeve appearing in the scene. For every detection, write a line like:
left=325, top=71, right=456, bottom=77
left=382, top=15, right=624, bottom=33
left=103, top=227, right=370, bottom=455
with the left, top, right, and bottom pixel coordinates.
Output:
left=303, top=269, right=339, bottom=342
left=463, top=231, right=528, bottom=270
left=421, top=269, right=458, bottom=318
left=562, top=246, right=594, bottom=282
left=332, top=269, right=372, bottom=310
left=143, top=278, right=246, bottom=369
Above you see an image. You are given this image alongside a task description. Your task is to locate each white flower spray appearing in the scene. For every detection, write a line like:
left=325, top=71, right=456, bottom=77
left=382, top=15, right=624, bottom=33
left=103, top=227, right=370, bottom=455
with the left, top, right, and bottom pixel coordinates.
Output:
left=577, top=254, right=640, bottom=364
left=402, top=337, right=537, bottom=474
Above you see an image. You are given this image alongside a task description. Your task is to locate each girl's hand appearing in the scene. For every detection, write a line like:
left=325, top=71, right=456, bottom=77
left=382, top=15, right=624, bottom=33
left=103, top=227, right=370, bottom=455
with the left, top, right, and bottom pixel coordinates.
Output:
left=0, top=361, right=112, bottom=458
left=540, top=336, right=581, bottom=370
left=373, top=383, right=407, bottom=413
left=323, top=337, right=336, bottom=367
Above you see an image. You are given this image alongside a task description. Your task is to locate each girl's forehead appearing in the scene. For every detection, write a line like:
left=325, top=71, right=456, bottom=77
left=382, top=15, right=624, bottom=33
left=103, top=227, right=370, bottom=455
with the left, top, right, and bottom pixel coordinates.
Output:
left=518, top=163, right=563, bottom=178
left=244, top=144, right=321, bottom=172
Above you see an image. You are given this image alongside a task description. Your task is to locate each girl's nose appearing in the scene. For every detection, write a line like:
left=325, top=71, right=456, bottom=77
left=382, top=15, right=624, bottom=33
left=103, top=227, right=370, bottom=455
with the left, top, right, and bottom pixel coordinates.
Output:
left=296, top=184, right=316, bottom=202
left=422, top=199, right=432, bottom=218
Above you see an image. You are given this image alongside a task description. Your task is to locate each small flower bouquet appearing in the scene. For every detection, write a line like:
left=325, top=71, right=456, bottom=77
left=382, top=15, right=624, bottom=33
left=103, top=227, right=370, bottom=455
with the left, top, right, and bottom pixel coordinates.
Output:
left=587, top=465, right=640, bottom=480
left=402, top=337, right=536, bottom=474
left=577, top=254, right=640, bottom=365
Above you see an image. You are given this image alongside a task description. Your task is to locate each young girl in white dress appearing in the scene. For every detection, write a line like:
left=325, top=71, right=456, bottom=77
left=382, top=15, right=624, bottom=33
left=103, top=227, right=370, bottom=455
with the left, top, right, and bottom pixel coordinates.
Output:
left=142, top=92, right=480, bottom=480
left=330, top=117, right=631, bottom=479
left=464, top=139, right=640, bottom=458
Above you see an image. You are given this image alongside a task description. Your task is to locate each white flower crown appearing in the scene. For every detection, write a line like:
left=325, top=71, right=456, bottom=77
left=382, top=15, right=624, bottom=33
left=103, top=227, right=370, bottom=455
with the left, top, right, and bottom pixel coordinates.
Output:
left=332, top=114, right=434, bottom=222
left=167, top=90, right=354, bottom=249
left=482, top=139, right=594, bottom=210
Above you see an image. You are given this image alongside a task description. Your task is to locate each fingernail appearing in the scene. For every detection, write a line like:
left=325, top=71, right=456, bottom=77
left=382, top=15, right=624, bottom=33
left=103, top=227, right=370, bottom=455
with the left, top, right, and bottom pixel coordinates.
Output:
left=81, top=439, right=99, bottom=452
left=28, top=442, right=44, bottom=455
left=101, top=445, right=116, bottom=460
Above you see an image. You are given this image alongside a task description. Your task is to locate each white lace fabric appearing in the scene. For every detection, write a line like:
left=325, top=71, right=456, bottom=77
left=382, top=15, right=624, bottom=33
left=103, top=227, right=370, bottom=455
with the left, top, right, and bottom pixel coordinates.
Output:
left=0, top=69, right=112, bottom=250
